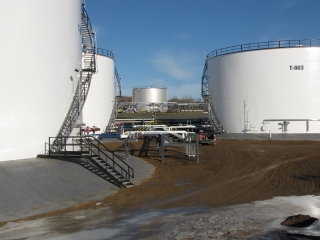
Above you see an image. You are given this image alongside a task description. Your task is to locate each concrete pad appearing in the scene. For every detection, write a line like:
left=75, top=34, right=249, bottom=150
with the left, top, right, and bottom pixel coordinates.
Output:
left=0, top=155, right=154, bottom=222
left=124, top=154, right=155, bottom=185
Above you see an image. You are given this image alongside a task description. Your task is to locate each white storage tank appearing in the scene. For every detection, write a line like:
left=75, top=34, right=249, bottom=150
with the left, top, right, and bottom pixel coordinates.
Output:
left=206, top=39, right=320, bottom=133
left=0, top=0, right=82, bottom=161
left=132, top=87, right=168, bottom=111
left=82, top=48, right=115, bottom=133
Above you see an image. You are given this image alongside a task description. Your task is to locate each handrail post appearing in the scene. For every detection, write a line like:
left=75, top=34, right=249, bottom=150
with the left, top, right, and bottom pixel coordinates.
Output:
left=49, top=138, right=51, bottom=156
left=64, top=137, right=66, bottom=156
left=98, top=139, right=100, bottom=158
left=125, top=138, right=129, bottom=160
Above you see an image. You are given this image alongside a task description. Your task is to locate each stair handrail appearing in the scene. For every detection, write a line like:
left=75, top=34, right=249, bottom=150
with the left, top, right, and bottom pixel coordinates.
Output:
left=50, top=4, right=96, bottom=152
left=201, top=60, right=224, bottom=132
left=114, top=67, right=122, bottom=97
left=84, top=136, right=134, bottom=181
left=81, top=4, right=94, bottom=49
left=47, top=135, right=134, bottom=181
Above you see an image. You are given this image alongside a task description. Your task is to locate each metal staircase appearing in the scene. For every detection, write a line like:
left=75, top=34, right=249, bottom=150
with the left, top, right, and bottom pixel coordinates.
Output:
left=105, top=67, right=122, bottom=133
left=51, top=4, right=96, bottom=151
left=40, top=136, right=134, bottom=188
left=82, top=136, right=134, bottom=188
left=201, top=60, right=224, bottom=132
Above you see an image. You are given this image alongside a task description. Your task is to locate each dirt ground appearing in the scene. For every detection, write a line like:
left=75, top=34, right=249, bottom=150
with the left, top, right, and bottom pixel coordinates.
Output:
left=103, top=139, right=320, bottom=211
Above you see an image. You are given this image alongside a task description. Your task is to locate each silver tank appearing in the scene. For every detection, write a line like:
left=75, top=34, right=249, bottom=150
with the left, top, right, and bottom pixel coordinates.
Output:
left=132, top=87, right=168, bottom=111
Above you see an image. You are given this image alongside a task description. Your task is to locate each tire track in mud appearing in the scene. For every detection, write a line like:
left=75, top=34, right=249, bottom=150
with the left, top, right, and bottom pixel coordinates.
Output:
left=206, top=156, right=311, bottom=203
left=290, top=159, right=320, bottom=195
left=198, top=144, right=244, bottom=188
left=252, top=156, right=320, bottom=198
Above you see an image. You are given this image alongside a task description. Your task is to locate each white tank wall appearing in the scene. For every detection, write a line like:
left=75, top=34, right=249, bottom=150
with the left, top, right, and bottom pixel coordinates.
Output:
left=208, top=47, right=320, bottom=133
left=0, top=0, right=82, bottom=161
left=82, top=54, right=115, bottom=132
left=133, top=88, right=168, bottom=111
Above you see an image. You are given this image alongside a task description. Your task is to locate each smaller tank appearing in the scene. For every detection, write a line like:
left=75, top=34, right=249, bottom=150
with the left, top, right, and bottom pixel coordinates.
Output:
left=132, top=87, right=168, bottom=112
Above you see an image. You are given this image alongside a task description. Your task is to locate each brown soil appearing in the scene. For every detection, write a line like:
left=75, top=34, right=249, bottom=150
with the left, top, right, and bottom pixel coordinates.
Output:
left=103, top=139, right=320, bottom=211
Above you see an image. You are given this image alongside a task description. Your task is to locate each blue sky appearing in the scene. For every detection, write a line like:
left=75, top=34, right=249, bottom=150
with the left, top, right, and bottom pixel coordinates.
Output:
left=86, top=0, right=320, bottom=99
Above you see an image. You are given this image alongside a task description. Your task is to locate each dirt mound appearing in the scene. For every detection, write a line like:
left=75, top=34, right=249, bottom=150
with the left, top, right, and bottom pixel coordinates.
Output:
left=281, top=214, right=318, bottom=228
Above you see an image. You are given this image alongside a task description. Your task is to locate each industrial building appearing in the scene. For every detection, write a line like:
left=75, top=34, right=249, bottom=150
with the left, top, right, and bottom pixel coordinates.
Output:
left=0, top=1, right=119, bottom=161
left=202, top=39, right=320, bottom=133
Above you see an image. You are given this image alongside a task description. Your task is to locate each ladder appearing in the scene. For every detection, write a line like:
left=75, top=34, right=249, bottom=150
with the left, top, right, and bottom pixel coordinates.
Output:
left=51, top=4, right=96, bottom=152
left=201, top=60, right=224, bottom=132
left=186, top=145, right=196, bottom=157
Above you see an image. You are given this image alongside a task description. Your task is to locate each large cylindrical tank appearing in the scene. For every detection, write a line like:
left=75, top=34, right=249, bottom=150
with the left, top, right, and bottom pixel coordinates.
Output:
left=132, top=87, right=168, bottom=111
left=82, top=49, right=115, bottom=132
left=207, top=40, right=320, bottom=133
left=0, top=0, right=82, bottom=161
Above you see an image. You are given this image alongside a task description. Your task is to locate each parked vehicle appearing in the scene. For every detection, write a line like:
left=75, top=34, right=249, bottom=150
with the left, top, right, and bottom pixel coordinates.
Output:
left=198, top=130, right=216, bottom=145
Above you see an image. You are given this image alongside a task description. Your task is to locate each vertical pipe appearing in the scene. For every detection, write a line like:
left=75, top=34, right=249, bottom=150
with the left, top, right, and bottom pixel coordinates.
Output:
left=125, top=138, right=129, bottom=160
left=161, top=134, right=165, bottom=163
left=48, top=138, right=51, bottom=156
left=269, top=124, right=272, bottom=139
left=196, top=134, right=199, bottom=163
left=244, top=100, right=247, bottom=131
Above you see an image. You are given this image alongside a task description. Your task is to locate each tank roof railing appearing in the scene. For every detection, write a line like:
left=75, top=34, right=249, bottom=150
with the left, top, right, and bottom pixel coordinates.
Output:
left=207, top=39, right=320, bottom=59
left=133, top=86, right=167, bottom=89
left=96, top=48, right=114, bottom=59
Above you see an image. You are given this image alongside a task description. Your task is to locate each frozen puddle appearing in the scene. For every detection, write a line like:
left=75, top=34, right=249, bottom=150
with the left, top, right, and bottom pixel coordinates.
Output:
left=0, top=195, right=320, bottom=239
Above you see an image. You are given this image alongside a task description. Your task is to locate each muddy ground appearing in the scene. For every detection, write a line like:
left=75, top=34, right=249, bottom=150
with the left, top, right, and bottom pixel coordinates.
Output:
left=104, top=139, right=320, bottom=211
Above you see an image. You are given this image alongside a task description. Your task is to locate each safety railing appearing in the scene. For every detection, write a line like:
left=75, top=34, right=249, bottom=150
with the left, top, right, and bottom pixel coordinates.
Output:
left=133, top=86, right=167, bottom=89
left=47, top=135, right=134, bottom=182
left=85, top=136, right=134, bottom=181
left=50, top=4, right=97, bottom=152
left=96, top=48, right=114, bottom=59
left=207, top=39, right=320, bottom=59
left=114, top=67, right=121, bottom=97
left=81, top=4, right=93, bottom=41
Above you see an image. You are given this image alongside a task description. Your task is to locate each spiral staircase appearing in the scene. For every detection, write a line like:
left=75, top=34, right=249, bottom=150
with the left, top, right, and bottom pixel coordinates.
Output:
left=50, top=4, right=96, bottom=151
left=201, top=60, right=224, bottom=132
